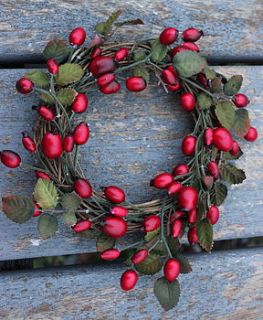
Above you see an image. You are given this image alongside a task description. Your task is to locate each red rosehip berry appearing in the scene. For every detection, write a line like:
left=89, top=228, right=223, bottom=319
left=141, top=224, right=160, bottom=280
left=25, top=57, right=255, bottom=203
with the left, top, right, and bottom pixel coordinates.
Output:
left=22, top=132, right=37, bottom=153
left=72, top=93, right=88, bottom=113
left=230, top=141, right=240, bottom=156
left=207, top=161, right=220, bottom=179
left=114, top=48, right=129, bottom=61
left=35, top=171, right=51, bottom=180
left=170, top=46, right=188, bottom=57
left=126, top=76, right=146, bottom=92
left=104, top=186, right=126, bottom=204
left=32, top=202, right=42, bottom=217
left=74, top=178, right=93, bottom=198
left=164, top=258, right=180, bottom=282
left=110, top=206, right=128, bottom=217
left=232, top=93, right=250, bottom=108
left=162, top=68, right=177, bottom=85
left=167, top=82, right=182, bottom=92
left=150, top=172, right=174, bottom=189
left=69, top=27, right=86, bottom=46
left=244, top=127, right=258, bottom=142
left=182, top=135, right=197, bottom=156
left=73, top=220, right=92, bottom=232
left=100, top=248, right=121, bottom=261
left=90, top=47, right=101, bottom=59
left=144, top=215, right=161, bottom=232
left=34, top=105, right=56, bottom=121
left=188, top=226, right=199, bottom=245
left=207, top=205, right=220, bottom=225
left=99, top=81, right=121, bottom=94
left=182, top=42, right=200, bottom=52
left=188, top=208, right=197, bottom=224
left=180, top=92, right=196, bottom=112
left=171, top=219, right=183, bottom=238
left=204, top=128, right=213, bottom=146
left=120, top=269, right=138, bottom=291
left=178, top=186, right=198, bottom=211
left=102, top=216, right=127, bottom=238
left=89, top=56, right=116, bottom=77
left=41, top=132, right=63, bottom=159
left=170, top=211, right=184, bottom=222
left=73, top=122, right=90, bottom=145
left=167, top=181, right=182, bottom=196
left=160, top=27, right=179, bottom=45
left=131, top=249, right=149, bottom=265
left=63, top=134, right=75, bottom=153
left=97, top=73, right=116, bottom=87
left=0, top=150, right=21, bottom=169
left=16, top=78, right=34, bottom=94
left=213, top=127, right=233, bottom=151
left=182, top=28, right=203, bottom=42
left=47, top=59, right=59, bottom=74
left=172, top=164, right=189, bottom=176
left=197, top=73, right=209, bottom=88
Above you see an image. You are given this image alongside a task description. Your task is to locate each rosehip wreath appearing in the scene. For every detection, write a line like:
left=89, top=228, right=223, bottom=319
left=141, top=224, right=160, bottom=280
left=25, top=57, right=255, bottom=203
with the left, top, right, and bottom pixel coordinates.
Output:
left=0, top=11, right=258, bottom=310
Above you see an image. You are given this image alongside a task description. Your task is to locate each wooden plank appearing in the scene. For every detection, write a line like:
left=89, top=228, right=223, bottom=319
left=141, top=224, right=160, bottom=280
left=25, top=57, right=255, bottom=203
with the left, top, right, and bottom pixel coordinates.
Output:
left=0, top=248, right=261, bottom=319
left=0, top=1, right=263, bottom=62
left=0, top=66, right=262, bottom=260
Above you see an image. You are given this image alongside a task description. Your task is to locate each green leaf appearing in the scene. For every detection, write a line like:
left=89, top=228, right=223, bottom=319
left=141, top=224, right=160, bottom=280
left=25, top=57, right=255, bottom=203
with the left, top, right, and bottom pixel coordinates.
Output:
left=197, top=192, right=208, bottom=220
left=133, top=66, right=150, bottom=83
left=211, top=77, right=222, bottom=93
left=220, top=164, right=246, bottom=185
left=215, top=101, right=236, bottom=130
left=167, top=237, right=181, bottom=255
left=114, top=18, right=144, bottom=27
left=2, top=195, right=34, bottom=223
left=34, top=179, right=58, bottom=209
left=154, top=277, right=180, bottom=311
left=203, top=66, right=216, bottom=80
left=174, top=253, right=192, bottom=273
left=197, top=93, right=213, bottom=109
left=57, top=88, right=77, bottom=107
left=56, top=63, right=84, bottom=86
left=96, top=233, right=115, bottom=252
left=38, top=213, right=58, bottom=239
left=135, top=253, right=162, bottom=275
left=133, top=50, right=146, bottom=62
left=150, top=39, right=168, bottom=63
left=197, top=218, right=213, bottom=252
left=233, top=109, right=250, bottom=138
left=224, top=149, right=243, bottom=160
left=61, top=193, right=81, bottom=213
left=43, top=39, right=70, bottom=64
left=223, top=75, right=243, bottom=96
left=173, top=51, right=207, bottom=78
left=95, top=10, right=122, bottom=35
left=25, top=70, right=49, bottom=88
left=145, top=227, right=160, bottom=242
left=62, top=211, right=77, bottom=227
left=212, top=182, right=228, bottom=206
left=39, top=92, right=55, bottom=105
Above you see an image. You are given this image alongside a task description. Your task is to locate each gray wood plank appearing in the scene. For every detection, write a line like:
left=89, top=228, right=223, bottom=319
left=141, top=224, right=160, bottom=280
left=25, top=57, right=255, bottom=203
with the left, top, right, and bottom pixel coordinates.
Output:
left=0, top=66, right=262, bottom=260
left=0, top=248, right=262, bottom=320
left=0, top=0, right=263, bottom=62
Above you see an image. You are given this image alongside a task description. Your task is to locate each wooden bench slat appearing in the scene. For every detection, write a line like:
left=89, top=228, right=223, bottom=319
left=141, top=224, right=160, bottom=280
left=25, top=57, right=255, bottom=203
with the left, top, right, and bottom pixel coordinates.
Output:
left=0, top=66, right=262, bottom=261
left=0, top=1, right=263, bottom=61
left=0, top=248, right=262, bottom=319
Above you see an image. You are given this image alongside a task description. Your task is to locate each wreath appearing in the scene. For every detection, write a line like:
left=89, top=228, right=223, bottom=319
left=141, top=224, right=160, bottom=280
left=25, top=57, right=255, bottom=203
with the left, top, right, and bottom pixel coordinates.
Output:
left=0, top=11, right=258, bottom=311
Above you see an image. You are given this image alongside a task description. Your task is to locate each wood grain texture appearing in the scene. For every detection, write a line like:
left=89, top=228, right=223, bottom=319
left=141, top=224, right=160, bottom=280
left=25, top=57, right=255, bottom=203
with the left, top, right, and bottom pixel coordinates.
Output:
left=0, top=66, right=262, bottom=260
left=0, top=0, right=263, bottom=62
left=0, top=248, right=262, bottom=320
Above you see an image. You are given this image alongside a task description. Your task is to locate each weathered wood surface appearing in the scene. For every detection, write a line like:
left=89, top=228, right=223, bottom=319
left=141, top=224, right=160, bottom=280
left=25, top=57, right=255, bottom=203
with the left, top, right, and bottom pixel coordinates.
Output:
left=0, top=248, right=261, bottom=320
left=0, top=0, right=263, bottom=63
left=0, top=66, right=262, bottom=260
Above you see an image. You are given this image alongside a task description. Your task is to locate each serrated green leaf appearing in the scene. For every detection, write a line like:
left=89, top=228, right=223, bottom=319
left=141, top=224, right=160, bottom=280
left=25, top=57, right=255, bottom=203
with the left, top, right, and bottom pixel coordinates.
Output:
left=2, top=195, right=34, bottom=223
left=96, top=233, right=115, bottom=252
left=223, top=75, right=243, bottom=96
left=215, top=101, right=236, bottom=130
left=212, top=182, right=228, bottom=206
left=197, top=93, right=213, bottom=109
left=173, top=51, right=207, bottom=78
left=167, top=237, right=181, bottom=255
left=151, top=39, right=168, bottom=63
left=133, top=50, right=146, bottom=62
left=25, top=70, right=49, bottom=88
left=61, top=193, right=81, bottom=212
left=62, top=211, right=77, bottom=227
left=197, top=218, right=213, bottom=252
left=43, top=39, right=70, bottom=64
left=233, top=109, right=250, bottom=138
left=197, top=192, right=208, bottom=220
left=114, top=18, right=144, bottom=27
left=135, top=253, right=162, bottom=275
left=95, top=10, right=122, bottom=35
left=145, top=227, right=160, bottom=242
left=220, top=164, right=246, bottom=185
left=211, top=77, right=222, bottom=93
left=174, top=253, right=192, bottom=273
left=154, top=277, right=180, bottom=311
left=133, top=66, right=150, bottom=83
left=203, top=66, right=216, bottom=80
left=56, top=63, right=84, bottom=86
left=57, top=88, right=77, bottom=107
left=40, top=92, right=55, bottom=105
left=34, top=179, right=58, bottom=209
left=223, top=149, right=243, bottom=160
left=38, top=213, right=58, bottom=239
